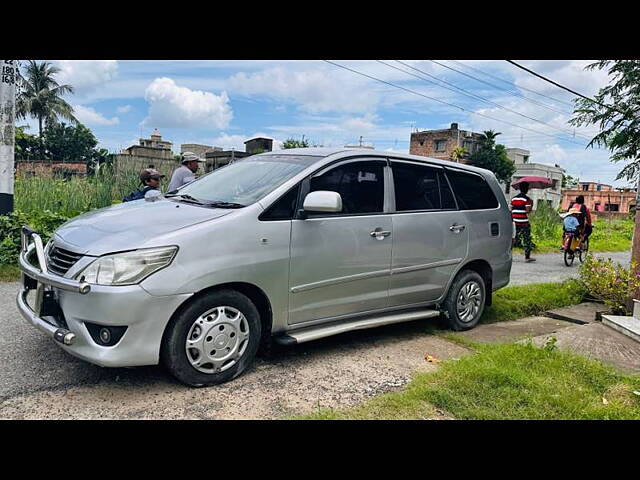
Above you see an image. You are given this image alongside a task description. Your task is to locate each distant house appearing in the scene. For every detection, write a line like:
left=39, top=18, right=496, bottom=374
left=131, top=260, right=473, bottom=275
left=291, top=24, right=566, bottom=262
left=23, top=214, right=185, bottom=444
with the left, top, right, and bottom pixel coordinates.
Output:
left=561, top=182, right=637, bottom=213
left=122, top=129, right=174, bottom=160
left=409, top=123, right=484, bottom=162
left=502, top=148, right=565, bottom=210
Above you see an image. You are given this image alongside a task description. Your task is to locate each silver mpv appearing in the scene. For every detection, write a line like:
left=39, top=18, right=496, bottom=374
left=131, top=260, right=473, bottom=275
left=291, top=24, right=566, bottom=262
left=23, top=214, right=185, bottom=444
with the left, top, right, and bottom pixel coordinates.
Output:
left=17, top=148, right=512, bottom=386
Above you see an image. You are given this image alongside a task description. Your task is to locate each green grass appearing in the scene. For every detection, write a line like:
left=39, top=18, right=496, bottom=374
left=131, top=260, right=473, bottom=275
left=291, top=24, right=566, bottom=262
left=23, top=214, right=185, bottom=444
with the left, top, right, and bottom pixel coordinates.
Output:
left=0, top=264, right=20, bottom=282
left=480, top=279, right=586, bottom=324
left=301, top=342, right=640, bottom=420
left=516, top=213, right=633, bottom=254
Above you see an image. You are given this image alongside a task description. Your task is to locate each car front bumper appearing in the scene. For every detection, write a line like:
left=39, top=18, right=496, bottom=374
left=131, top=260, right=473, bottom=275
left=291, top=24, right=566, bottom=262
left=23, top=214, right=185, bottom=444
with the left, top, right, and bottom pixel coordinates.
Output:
left=16, top=228, right=192, bottom=367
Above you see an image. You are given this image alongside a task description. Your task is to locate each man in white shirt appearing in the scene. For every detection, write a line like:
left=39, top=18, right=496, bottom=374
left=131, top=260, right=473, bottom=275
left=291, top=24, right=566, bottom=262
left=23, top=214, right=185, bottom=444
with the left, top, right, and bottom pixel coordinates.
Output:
left=168, top=152, right=205, bottom=192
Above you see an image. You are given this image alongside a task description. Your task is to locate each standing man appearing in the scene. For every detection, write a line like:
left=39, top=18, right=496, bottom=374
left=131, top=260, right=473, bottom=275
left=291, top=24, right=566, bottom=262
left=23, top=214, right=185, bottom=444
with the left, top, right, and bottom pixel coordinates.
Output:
left=168, top=152, right=204, bottom=192
left=511, top=181, right=536, bottom=262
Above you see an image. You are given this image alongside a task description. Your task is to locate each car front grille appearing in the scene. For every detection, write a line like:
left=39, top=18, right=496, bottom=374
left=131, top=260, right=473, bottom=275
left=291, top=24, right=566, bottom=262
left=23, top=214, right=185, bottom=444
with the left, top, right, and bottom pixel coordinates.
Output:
left=46, top=246, right=84, bottom=277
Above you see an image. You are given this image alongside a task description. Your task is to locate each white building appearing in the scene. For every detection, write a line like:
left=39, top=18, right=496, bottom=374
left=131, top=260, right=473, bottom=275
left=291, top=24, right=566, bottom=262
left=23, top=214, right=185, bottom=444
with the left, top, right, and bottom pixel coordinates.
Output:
left=502, top=148, right=565, bottom=210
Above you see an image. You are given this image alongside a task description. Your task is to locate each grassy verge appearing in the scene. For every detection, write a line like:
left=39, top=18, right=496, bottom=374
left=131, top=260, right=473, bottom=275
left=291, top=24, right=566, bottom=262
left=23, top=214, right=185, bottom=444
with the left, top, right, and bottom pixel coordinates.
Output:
left=301, top=342, right=640, bottom=420
left=480, top=279, right=586, bottom=324
left=0, top=264, right=20, bottom=282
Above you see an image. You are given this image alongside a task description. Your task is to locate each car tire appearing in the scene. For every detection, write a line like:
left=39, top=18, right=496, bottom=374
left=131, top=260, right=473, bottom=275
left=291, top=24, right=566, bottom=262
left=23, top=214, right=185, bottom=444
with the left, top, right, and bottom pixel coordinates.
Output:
left=443, top=270, right=486, bottom=331
left=161, top=289, right=261, bottom=387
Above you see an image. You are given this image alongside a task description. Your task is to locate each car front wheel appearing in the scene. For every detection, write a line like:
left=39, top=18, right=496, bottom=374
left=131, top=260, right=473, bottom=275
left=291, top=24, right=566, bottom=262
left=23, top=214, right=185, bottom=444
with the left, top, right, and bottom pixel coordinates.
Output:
left=161, top=290, right=261, bottom=387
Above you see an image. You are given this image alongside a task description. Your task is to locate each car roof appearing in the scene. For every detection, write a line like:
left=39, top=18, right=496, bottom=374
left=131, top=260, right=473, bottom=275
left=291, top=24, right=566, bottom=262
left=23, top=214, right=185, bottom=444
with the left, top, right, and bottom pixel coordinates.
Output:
left=258, top=148, right=495, bottom=178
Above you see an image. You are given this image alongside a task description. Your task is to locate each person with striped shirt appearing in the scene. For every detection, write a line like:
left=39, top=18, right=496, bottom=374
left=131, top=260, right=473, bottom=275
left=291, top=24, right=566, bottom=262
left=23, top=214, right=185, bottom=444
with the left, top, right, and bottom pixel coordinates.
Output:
left=511, top=181, right=536, bottom=262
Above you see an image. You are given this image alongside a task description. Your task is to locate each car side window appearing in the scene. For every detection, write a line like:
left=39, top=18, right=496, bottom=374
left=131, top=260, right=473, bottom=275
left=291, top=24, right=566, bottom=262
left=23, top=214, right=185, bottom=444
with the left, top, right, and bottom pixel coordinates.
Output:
left=308, top=161, right=385, bottom=215
left=445, top=169, right=499, bottom=210
left=392, top=162, right=442, bottom=211
left=259, top=184, right=300, bottom=221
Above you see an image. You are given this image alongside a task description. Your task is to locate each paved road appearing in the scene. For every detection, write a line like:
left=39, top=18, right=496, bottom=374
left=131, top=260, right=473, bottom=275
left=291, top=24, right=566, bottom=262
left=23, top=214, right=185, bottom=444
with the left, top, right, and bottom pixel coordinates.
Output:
left=509, top=250, right=630, bottom=286
left=0, top=250, right=631, bottom=416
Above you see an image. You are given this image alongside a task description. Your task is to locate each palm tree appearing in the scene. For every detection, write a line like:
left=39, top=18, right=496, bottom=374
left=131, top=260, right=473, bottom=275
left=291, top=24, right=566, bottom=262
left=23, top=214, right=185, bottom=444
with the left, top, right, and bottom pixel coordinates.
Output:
left=451, top=146, right=468, bottom=162
left=479, top=130, right=502, bottom=150
left=16, top=61, right=78, bottom=138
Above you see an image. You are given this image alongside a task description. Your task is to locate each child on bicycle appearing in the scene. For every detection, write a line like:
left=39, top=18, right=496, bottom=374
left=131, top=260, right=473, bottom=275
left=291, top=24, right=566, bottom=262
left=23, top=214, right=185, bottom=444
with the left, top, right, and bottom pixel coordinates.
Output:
left=562, top=207, right=582, bottom=252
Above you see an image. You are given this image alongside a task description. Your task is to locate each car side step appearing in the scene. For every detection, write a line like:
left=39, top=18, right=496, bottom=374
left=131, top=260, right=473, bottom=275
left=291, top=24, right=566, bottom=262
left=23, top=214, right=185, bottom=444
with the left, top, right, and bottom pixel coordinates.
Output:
left=274, top=309, right=441, bottom=346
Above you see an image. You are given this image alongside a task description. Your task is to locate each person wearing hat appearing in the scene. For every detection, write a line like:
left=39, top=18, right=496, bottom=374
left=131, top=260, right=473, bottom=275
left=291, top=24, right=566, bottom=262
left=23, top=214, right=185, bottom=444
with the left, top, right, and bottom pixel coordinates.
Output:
left=562, top=206, right=582, bottom=252
left=168, top=152, right=204, bottom=192
left=122, top=168, right=165, bottom=202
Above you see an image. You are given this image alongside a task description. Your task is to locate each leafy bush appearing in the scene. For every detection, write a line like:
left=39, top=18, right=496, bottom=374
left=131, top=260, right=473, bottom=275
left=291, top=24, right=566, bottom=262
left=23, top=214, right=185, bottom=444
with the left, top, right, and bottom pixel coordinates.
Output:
left=0, top=210, right=70, bottom=265
left=579, top=256, right=640, bottom=314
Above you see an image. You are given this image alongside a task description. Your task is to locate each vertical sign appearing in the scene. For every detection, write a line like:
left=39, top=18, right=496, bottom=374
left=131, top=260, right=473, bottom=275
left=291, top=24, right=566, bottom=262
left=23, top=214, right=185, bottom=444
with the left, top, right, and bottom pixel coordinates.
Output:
left=0, top=60, right=16, bottom=215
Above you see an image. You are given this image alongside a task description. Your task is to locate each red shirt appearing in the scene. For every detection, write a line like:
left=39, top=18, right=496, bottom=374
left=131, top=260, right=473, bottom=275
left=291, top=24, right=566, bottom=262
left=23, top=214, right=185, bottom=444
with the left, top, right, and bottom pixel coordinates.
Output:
left=511, top=193, right=532, bottom=225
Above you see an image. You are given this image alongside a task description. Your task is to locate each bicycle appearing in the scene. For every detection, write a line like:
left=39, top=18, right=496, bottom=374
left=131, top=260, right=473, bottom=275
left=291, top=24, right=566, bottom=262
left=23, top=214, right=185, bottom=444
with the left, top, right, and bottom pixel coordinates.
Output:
left=561, top=229, right=588, bottom=267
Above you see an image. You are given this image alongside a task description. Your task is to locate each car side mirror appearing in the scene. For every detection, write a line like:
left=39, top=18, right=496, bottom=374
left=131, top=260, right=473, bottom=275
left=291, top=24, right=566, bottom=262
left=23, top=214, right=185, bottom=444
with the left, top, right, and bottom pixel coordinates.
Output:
left=302, top=191, right=343, bottom=213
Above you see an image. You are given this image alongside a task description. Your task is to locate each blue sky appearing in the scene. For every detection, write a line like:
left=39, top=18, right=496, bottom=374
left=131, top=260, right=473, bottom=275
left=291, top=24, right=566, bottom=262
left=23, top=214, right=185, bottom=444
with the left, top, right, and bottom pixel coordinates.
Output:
left=20, top=60, right=628, bottom=186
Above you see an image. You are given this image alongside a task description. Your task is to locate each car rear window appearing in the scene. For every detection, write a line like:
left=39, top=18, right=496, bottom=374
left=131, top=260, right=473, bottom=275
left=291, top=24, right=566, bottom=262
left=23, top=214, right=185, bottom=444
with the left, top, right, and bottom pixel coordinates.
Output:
left=445, top=169, right=499, bottom=210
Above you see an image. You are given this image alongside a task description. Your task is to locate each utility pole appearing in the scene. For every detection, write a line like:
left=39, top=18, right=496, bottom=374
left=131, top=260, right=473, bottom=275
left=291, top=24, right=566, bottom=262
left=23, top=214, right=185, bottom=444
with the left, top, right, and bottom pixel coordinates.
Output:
left=0, top=60, right=16, bottom=215
left=359, top=135, right=363, bottom=147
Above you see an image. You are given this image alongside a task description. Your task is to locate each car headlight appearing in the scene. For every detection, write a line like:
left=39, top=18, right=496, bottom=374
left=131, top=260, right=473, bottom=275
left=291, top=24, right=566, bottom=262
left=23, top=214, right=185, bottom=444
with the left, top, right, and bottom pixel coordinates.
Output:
left=76, top=246, right=178, bottom=286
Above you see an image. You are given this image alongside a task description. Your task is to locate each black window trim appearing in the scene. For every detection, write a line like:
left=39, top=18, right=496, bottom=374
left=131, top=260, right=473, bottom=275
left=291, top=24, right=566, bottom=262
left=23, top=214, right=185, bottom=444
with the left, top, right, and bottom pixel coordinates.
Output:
left=444, top=166, right=501, bottom=211
left=294, top=157, right=391, bottom=220
left=388, top=158, right=459, bottom=214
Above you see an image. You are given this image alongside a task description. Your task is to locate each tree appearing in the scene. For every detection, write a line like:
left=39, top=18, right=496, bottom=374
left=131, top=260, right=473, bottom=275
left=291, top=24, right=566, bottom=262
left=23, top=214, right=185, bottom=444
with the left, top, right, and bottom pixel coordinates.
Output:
left=42, top=122, right=99, bottom=163
left=466, top=130, right=516, bottom=184
left=569, top=60, right=640, bottom=181
left=450, top=146, right=468, bottom=162
left=282, top=137, right=310, bottom=149
left=14, top=126, right=42, bottom=160
left=562, top=173, right=579, bottom=189
left=16, top=60, right=78, bottom=138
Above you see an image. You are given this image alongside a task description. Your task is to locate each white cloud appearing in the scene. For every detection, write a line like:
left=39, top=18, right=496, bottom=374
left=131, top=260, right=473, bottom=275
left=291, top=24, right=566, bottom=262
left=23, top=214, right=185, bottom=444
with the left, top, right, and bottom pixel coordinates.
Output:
left=54, top=60, right=118, bottom=94
left=143, top=77, right=233, bottom=130
left=116, top=105, right=132, bottom=114
left=73, top=105, right=119, bottom=126
left=228, top=66, right=379, bottom=114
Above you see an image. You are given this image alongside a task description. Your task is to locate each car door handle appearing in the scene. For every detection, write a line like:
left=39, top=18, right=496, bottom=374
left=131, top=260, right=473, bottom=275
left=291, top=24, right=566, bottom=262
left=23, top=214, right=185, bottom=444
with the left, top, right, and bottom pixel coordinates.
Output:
left=370, top=229, right=391, bottom=239
left=449, top=224, right=466, bottom=233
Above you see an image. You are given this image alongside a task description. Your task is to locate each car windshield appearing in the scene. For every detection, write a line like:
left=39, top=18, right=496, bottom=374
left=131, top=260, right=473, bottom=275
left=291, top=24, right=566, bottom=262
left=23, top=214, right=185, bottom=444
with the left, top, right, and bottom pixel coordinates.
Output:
left=171, top=155, right=321, bottom=206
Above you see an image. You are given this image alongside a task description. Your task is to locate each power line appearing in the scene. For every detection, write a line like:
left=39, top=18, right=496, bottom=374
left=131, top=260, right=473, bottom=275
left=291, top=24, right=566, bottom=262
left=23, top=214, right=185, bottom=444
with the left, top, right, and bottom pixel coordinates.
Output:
left=387, top=60, right=592, bottom=141
left=449, top=60, right=576, bottom=108
left=428, top=60, right=573, bottom=116
left=323, top=60, right=591, bottom=148
left=505, top=60, right=607, bottom=108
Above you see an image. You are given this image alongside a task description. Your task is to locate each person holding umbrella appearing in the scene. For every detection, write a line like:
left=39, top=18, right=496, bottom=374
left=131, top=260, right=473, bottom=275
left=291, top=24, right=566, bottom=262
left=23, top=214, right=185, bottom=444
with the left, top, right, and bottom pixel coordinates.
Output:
left=510, top=181, right=536, bottom=262
left=510, top=176, right=554, bottom=263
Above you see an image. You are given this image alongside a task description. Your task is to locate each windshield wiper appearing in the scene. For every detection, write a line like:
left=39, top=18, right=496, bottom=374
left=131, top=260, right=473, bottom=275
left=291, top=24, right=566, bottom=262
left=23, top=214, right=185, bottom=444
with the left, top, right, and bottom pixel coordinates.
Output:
left=164, top=193, right=206, bottom=205
left=204, top=200, right=246, bottom=209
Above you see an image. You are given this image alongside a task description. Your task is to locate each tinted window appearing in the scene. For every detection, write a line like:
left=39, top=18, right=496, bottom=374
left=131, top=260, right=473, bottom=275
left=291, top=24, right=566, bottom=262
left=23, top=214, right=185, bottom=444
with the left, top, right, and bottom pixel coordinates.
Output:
left=259, top=184, right=300, bottom=221
left=445, top=169, right=499, bottom=210
left=392, top=162, right=441, bottom=210
left=438, top=171, right=457, bottom=209
left=309, top=161, right=385, bottom=215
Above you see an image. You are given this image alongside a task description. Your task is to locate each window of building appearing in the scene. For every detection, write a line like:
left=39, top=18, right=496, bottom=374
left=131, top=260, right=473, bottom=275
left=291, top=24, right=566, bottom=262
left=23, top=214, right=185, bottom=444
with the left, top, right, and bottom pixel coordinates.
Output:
left=445, top=169, right=499, bottom=210
left=309, top=161, right=385, bottom=215
left=605, top=203, right=619, bottom=212
left=523, top=155, right=529, bottom=163
left=597, top=184, right=602, bottom=191
left=434, top=140, right=447, bottom=152
left=582, top=184, right=589, bottom=191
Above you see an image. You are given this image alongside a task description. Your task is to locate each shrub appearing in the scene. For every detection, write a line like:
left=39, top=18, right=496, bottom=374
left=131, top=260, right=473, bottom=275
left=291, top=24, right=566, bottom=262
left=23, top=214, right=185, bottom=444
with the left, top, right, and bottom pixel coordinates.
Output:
left=579, top=256, right=640, bottom=314
left=0, top=210, right=70, bottom=265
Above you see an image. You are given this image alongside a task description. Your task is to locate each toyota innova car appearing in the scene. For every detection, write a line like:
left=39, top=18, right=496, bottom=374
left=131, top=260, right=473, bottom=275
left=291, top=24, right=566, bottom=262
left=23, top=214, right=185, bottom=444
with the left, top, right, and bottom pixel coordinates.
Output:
left=17, top=148, right=512, bottom=386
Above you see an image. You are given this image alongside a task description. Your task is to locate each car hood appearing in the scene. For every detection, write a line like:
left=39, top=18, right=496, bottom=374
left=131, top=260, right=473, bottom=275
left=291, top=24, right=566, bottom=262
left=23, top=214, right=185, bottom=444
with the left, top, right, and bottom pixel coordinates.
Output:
left=53, top=198, right=232, bottom=256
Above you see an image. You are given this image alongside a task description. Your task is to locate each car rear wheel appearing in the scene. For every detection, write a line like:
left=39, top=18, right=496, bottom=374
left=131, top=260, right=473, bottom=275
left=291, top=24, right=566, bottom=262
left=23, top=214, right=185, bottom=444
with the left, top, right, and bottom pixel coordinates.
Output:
left=443, top=270, right=486, bottom=331
left=161, top=290, right=261, bottom=387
